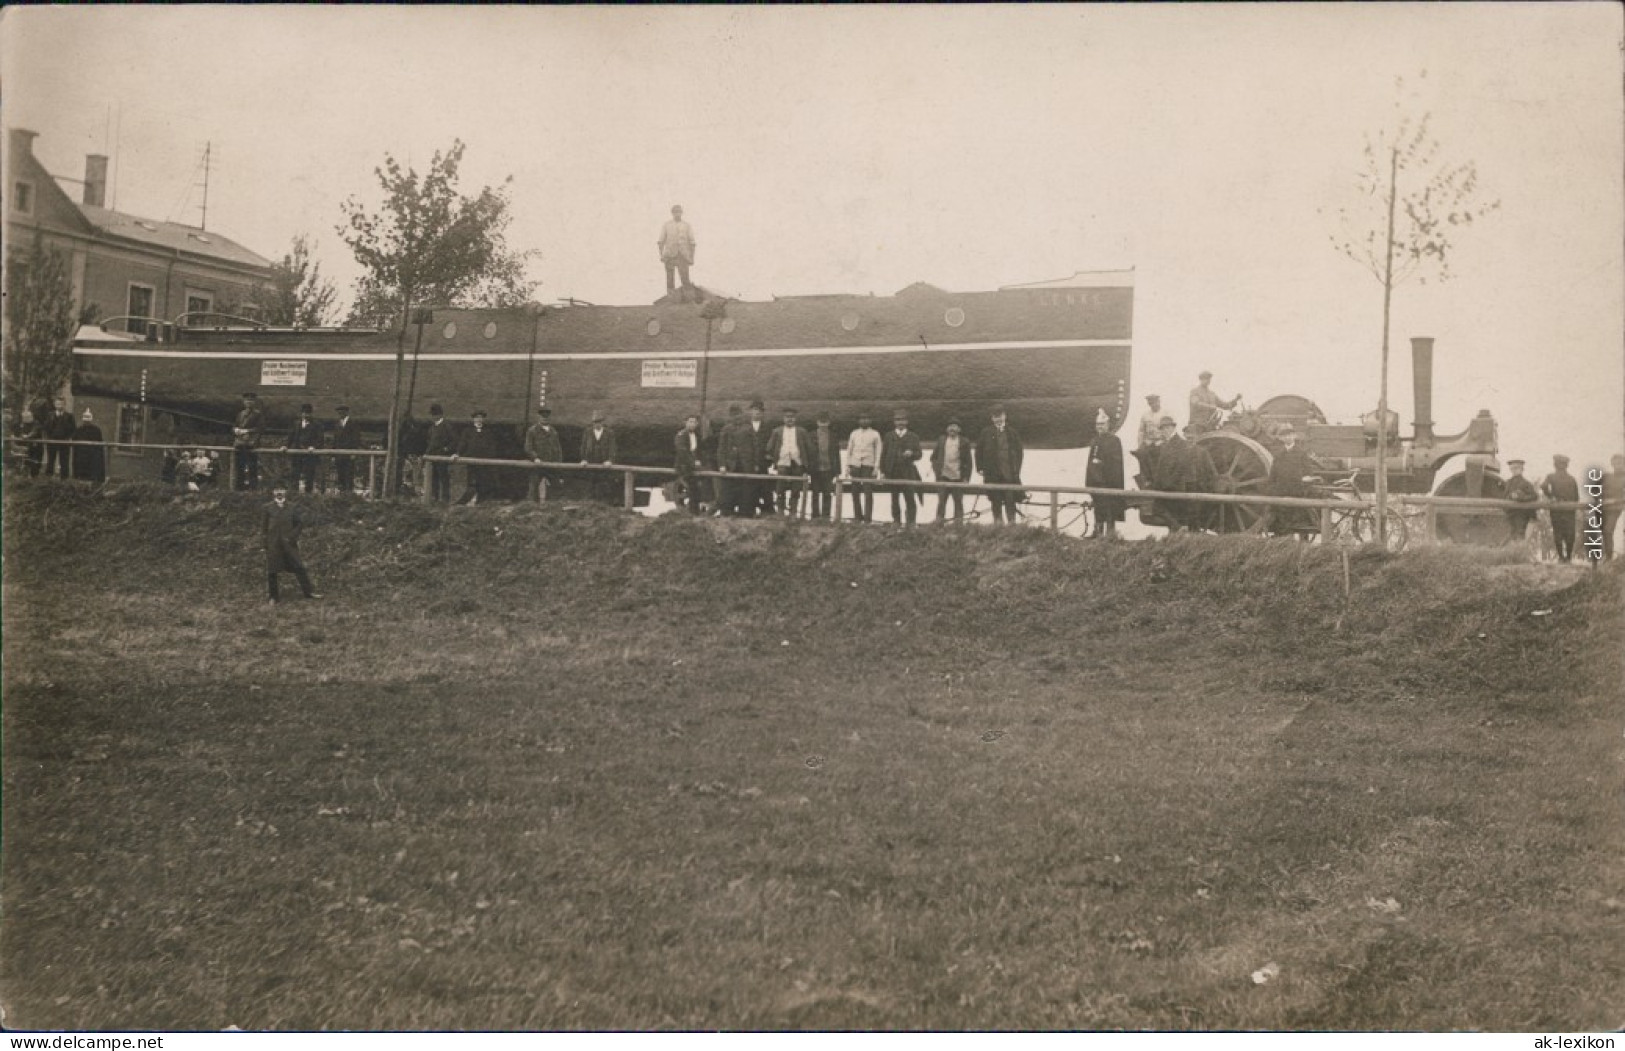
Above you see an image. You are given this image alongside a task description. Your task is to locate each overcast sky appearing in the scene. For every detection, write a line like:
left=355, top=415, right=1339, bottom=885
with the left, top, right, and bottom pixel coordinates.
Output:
left=5, top=3, right=1621, bottom=474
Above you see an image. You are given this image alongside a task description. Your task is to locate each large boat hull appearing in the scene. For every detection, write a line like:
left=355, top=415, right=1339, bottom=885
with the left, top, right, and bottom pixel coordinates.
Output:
left=73, top=278, right=1133, bottom=464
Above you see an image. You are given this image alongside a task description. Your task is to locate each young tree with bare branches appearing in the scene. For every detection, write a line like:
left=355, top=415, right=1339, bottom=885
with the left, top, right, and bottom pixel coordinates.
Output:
left=338, top=140, right=537, bottom=495
left=1328, top=82, right=1499, bottom=540
left=3, top=233, right=79, bottom=424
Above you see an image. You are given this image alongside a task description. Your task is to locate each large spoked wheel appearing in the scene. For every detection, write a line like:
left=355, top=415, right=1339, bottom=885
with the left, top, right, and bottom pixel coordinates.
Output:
left=1193, top=433, right=1274, bottom=534
left=1433, top=471, right=1510, bottom=547
left=1352, top=506, right=1410, bottom=552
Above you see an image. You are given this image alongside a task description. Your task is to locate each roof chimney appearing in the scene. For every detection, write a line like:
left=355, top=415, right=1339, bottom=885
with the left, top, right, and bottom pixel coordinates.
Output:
left=84, top=154, right=108, bottom=208
left=8, top=128, right=39, bottom=159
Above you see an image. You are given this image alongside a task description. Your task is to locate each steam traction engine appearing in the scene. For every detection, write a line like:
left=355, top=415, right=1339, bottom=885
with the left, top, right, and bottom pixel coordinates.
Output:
left=1189, top=337, right=1505, bottom=545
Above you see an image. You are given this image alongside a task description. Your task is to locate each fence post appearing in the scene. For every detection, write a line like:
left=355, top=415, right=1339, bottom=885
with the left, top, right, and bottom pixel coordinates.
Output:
left=421, top=459, right=432, bottom=503
left=228, top=449, right=237, bottom=490
left=1424, top=502, right=1437, bottom=545
left=1320, top=504, right=1333, bottom=544
left=368, top=455, right=377, bottom=499
left=1049, top=490, right=1059, bottom=532
left=834, top=476, right=845, bottom=524
left=623, top=468, right=635, bottom=510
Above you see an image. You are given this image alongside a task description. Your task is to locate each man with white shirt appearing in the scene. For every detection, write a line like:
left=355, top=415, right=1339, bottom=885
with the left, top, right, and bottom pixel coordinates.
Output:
left=931, top=419, right=974, bottom=524
left=1137, top=394, right=1165, bottom=451
left=767, top=407, right=813, bottom=516
left=658, top=204, right=696, bottom=298
left=843, top=411, right=883, bottom=522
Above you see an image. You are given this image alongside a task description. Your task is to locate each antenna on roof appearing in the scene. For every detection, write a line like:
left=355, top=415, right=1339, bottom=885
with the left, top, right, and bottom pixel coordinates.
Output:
left=200, top=142, right=211, bottom=231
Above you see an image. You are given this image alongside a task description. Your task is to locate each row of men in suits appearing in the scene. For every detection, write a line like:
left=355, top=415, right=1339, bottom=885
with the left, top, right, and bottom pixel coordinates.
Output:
left=229, top=393, right=365, bottom=493
left=673, top=401, right=1028, bottom=525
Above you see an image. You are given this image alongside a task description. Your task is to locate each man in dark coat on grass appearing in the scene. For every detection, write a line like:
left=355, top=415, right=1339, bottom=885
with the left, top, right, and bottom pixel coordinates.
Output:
left=1085, top=409, right=1125, bottom=538
left=263, top=485, right=319, bottom=604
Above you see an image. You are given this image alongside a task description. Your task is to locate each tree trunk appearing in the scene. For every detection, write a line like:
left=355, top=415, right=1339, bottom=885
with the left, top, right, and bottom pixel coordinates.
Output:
left=1376, top=147, right=1398, bottom=544
left=382, top=293, right=413, bottom=498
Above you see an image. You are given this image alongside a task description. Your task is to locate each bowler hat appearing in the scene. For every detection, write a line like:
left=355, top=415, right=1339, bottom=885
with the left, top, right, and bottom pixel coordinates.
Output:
left=538, top=406, right=552, bottom=417
left=335, top=405, right=349, bottom=414
left=472, top=410, right=488, bottom=419
left=591, top=409, right=606, bottom=422
left=429, top=403, right=444, bottom=417
left=300, top=403, right=314, bottom=414
left=749, top=399, right=765, bottom=411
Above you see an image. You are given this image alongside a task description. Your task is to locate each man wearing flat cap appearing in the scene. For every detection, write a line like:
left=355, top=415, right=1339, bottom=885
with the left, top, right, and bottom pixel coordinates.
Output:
left=329, top=405, right=361, bottom=496
left=806, top=411, right=842, bottom=520
left=930, top=418, right=974, bottom=524
left=283, top=403, right=324, bottom=495
left=233, top=392, right=264, bottom=490
left=1502, top=459, right=1540, bottom=550
left=453, top=410, right=500, bottom=505
left=880, top=409, right=923, bottom=526
left=525, top=406, right=564, bottom=502
left=1188, top=371, right=1239, bottom=435
left=580, top=409, right=619, bottom=504
left=1540, top=454, right=1579, bottom=562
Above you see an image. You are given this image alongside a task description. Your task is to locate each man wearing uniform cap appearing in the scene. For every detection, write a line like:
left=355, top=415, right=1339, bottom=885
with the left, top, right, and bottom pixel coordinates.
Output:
left=424, top=403, right=455, bottom=502
left=880, top=408, right=923, bottom=526
left=1540, top=454, right=1579, bottom=562
left=284, top=402, right=324, bottom=495
left=1502, top=459, right=1540, bottom=548
left=233, top=392, right=264, bottom=490
left=807, top=411, right=842, bottom=520
left=1188, top=371, right=1239, bottom=435
left=329, top=405, right=361, bottom=496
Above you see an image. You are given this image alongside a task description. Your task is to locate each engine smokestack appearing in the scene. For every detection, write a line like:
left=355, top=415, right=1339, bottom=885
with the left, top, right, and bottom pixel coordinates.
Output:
left=1411, top=336, right=1435, bottom=446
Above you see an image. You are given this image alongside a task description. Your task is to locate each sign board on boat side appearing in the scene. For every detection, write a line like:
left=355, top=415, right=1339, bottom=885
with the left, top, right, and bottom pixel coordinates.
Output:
left=260, top=360, right=308, bottom=386
left=640, top=359, right=697, bottom=388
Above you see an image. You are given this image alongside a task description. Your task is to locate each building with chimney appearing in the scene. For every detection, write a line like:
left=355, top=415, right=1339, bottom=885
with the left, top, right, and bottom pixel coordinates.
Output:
left=6, top=127, right=274, bottom=334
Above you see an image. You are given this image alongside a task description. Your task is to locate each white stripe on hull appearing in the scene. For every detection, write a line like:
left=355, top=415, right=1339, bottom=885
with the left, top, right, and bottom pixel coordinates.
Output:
left=73, top=338, right=1129, bottom=363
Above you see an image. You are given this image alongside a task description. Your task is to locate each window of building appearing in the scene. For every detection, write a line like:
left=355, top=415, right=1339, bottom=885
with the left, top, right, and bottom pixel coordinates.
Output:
left=127, top=283, right=156, bottom=334
left=116, top=403, right=144, bottom=451
left=12, top=180, right=33, bottom=216
left=185, top=290, right=214, bottom=319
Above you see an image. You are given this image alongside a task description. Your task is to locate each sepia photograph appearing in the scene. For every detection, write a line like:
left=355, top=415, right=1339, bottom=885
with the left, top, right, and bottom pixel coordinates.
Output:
left=2, top=3, right=1621, bottom=1035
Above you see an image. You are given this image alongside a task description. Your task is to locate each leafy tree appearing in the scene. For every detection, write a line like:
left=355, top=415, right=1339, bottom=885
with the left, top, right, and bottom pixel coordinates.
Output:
left=2, top=233, right=79, bottom=423
left=337, top=140, right=537, bottom=494
left=1327, top=79, right=1499, bottom=538
left=255, top=234, right=339, bottom=327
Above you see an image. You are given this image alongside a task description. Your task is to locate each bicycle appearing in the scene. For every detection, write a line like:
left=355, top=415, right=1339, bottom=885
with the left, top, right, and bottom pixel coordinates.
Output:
left=1305, top=470, right=1409, bottom=552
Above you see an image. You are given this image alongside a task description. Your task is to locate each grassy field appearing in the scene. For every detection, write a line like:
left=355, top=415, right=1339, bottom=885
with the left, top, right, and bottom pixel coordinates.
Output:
left=2, top=481, right=1621, bottom=1031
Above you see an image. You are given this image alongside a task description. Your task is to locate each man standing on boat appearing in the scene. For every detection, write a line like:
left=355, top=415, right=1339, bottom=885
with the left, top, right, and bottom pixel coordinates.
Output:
left=659, top=205, right=696, bottom=299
